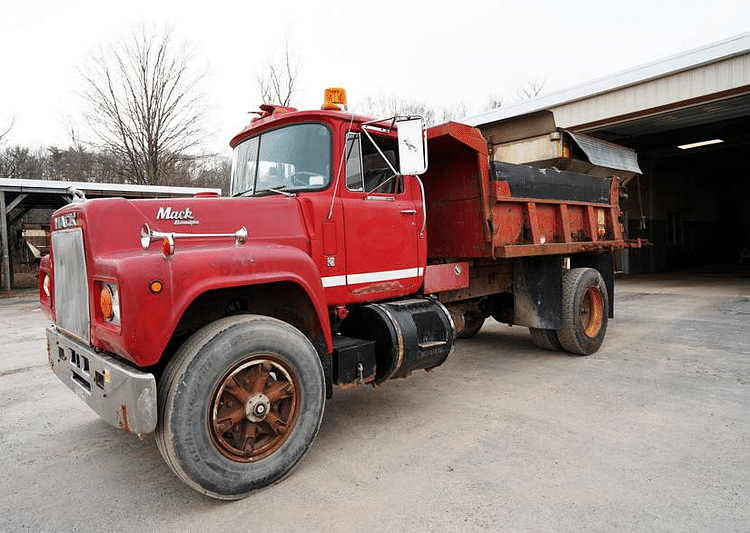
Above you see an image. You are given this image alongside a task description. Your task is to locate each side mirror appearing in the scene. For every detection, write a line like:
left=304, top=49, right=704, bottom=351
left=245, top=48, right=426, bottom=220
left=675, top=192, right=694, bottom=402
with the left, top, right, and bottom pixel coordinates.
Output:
left=396, top=116, right=428, bottom=175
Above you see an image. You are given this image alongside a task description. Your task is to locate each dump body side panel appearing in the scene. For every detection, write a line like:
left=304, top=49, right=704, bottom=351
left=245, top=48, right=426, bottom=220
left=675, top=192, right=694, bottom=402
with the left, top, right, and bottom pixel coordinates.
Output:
left=422, top=122, right=636, bottom=262
left=421, top=123, right=493, bottom=259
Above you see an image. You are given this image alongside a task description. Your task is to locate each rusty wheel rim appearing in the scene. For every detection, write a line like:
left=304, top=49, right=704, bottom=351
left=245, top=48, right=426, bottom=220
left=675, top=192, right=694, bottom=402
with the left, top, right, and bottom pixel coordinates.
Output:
left=209, top=356, right=300, bottom=462
left=581, top=287, right=604, bottom=338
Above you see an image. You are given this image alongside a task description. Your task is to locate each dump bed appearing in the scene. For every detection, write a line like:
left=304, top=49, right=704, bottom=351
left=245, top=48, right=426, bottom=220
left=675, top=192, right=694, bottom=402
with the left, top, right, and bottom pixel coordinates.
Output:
left=421, top=122, right=636, bottom=260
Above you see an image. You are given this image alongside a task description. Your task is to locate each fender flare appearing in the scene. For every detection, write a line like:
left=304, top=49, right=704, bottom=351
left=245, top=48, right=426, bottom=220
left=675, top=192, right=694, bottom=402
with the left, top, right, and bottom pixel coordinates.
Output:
left=168, top=243, right=332, bottom=351
left=95, top=242, right=333, bottom=368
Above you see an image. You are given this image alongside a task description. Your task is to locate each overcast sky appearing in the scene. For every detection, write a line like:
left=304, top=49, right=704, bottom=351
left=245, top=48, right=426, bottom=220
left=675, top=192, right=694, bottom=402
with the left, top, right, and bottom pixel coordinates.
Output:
left=1, top=0, right=748, bottom=156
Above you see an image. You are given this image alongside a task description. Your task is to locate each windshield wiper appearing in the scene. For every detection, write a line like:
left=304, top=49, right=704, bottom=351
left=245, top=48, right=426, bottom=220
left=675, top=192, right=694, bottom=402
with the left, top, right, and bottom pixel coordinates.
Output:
left=255, top=185, right=296, bottom=197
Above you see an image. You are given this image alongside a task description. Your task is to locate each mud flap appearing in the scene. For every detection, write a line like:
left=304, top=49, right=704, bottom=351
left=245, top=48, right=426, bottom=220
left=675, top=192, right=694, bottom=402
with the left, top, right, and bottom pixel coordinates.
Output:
left=513, top=255, right=563, bottom=330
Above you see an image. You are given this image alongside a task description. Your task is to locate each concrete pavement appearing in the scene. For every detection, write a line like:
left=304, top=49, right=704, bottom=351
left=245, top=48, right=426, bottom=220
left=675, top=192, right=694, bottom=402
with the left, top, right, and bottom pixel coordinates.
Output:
left=1, top=271, right=748, bottom=532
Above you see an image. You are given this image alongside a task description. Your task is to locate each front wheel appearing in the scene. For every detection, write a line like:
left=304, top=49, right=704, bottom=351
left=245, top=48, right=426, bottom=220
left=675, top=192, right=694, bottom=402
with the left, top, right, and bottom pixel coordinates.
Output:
left=556, top=268, right=609, bottom=355
left=155, top=315, right=325, bottom=500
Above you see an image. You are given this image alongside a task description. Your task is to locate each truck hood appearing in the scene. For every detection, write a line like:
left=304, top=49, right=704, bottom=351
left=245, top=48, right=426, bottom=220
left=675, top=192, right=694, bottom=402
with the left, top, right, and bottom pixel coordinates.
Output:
left=48, top=195, right=323, bottom=368
left=52, top=195, right=311, bottom=257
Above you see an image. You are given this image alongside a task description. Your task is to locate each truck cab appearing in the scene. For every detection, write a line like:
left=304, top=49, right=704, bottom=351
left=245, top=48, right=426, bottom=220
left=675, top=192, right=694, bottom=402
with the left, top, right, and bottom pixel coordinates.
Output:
left=228, top=107, right=428, bottom=305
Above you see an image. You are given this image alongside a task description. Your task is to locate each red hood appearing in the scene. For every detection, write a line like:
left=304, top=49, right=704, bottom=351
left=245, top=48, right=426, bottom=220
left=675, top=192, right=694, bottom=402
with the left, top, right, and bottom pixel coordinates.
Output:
left=51, top=195, right=311, bottom=257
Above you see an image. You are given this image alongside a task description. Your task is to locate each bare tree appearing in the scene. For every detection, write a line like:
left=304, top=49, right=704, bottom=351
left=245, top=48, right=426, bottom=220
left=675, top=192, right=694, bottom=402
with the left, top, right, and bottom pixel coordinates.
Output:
left=517, top=77, right=547, bottom=101
left=257, top=35, right=299, bottom=107
left=80, top=26, right=208, bottom=186
left=357, top=95, right=438, bottom=126
left=0, top=116, right=14, bottom=145
left=440, top=102, right=471, bottom=124
left=485, top=93, right=503, bottom=111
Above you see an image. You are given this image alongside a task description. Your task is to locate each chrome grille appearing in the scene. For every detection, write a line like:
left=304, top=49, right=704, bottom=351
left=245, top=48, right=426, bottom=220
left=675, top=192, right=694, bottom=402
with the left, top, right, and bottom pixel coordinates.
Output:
left=52, top=228, right=90, bottom=342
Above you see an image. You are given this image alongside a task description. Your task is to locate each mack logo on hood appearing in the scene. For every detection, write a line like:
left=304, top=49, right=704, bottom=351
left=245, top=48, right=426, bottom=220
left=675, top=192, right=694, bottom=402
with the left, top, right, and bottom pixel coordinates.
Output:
left=156, top=207, right=199, bottom=226
left=54, top=212, right=78, bottom=229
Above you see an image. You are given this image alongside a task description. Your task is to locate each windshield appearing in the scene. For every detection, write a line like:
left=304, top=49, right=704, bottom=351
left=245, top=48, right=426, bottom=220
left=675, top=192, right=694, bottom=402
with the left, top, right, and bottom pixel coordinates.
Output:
left=231, top=123, right=332, bottom=196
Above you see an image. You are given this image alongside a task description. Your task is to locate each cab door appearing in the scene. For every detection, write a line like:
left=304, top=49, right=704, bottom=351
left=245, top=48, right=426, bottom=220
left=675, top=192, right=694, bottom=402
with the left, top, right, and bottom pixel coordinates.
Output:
left=341, top=132, right=422, bottom=299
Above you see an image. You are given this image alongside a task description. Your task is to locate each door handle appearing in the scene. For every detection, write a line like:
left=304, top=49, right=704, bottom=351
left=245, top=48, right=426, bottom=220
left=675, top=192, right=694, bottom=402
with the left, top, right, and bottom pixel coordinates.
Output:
left=400, top=209, right=417, bottom=214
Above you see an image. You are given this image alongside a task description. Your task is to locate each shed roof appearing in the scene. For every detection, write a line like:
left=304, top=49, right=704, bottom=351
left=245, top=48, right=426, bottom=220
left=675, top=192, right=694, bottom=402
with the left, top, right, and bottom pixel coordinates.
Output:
left=0, top=178, right=220, bottom=198
left=0, top=178, right=221, bottom=211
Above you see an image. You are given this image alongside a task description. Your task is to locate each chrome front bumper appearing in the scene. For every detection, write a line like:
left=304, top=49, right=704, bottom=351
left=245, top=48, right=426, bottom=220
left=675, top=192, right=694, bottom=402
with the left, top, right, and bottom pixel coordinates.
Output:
left=46, top=326, right=157, bottom=435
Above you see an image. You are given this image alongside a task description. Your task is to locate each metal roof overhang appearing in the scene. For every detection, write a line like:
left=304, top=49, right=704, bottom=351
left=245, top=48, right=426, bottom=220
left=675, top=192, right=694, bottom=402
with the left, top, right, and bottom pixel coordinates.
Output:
left=464, top=32, right=750, bottom=131
left=0, top=179, right=221, bottom=211
left=461, top=31, right=750, bottom=179
left=0, top=178, right=220, bottom=197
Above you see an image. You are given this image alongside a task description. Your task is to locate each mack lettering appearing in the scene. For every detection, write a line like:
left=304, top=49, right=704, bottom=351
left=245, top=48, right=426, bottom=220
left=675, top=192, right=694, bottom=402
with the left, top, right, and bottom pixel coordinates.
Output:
left=156, top=206, right=195, bottom=221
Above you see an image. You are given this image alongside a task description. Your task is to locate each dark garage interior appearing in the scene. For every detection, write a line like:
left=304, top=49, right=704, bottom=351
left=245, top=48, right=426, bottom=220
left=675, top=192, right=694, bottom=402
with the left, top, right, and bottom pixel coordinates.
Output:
left=593, top=94, right=750, bottom=272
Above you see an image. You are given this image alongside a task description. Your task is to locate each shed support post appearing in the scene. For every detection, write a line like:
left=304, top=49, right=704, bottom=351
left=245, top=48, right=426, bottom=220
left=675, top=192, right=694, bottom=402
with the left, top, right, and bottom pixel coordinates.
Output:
left=0, top=191, right=11, bottom=292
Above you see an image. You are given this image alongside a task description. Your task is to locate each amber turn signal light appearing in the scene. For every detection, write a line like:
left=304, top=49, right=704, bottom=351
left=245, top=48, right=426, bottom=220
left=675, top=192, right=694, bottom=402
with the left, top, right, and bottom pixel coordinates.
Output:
left=100, top=284, right=115, bottom=320
left=149, top=280, right=163, bottom=294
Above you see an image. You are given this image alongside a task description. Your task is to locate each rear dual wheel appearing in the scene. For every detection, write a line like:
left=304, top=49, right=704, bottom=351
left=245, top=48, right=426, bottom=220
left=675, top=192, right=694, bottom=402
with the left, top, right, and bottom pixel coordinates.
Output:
left=457, top=314, right=486, bottom=339
left=529, top=327, right=562, bottom=351
left=528, top=268, right=609, bottom=356
left=558, top=268, right=608, bottom=355
left=155, top=315, right=325, bottom=500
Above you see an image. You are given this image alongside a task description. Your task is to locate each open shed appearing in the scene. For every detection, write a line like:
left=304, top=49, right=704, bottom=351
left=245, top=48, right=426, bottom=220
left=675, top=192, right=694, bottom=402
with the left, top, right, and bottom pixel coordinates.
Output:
left=0, top=179, right=220, bottom=292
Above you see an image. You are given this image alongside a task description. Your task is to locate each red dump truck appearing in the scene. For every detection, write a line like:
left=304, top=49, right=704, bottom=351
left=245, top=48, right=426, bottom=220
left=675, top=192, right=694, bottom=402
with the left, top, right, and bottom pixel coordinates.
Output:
left=40, top=89, right=640, bottom=499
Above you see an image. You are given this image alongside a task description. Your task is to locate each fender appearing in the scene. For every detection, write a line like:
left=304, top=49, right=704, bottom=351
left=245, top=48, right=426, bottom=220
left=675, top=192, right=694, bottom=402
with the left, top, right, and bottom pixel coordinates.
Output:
left=90, top=242, right=332, bottom=368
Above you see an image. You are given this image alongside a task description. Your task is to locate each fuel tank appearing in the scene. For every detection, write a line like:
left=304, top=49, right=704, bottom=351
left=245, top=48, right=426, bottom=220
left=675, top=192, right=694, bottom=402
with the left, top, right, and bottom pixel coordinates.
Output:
left=339, top=298, right=456, bottom=384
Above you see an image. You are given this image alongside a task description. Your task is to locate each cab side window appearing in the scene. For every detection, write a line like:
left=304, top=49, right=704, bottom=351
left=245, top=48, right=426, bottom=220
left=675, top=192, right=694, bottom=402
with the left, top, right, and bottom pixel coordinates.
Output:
left=345, top=133, right=363, bottom=191
left=363, top=150, right=397, bottom=194
left=346, top=131, right=403, bottom=194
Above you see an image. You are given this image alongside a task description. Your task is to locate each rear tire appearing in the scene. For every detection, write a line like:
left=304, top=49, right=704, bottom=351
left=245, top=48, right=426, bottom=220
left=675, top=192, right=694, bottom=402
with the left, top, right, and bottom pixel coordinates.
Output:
left=155, top=315, right=325, bottom=500
left=529, top=327, right=562, bottom=351
left=457, top=315, right=486, bottom=338
left=557, top=268, right=609, bottom=355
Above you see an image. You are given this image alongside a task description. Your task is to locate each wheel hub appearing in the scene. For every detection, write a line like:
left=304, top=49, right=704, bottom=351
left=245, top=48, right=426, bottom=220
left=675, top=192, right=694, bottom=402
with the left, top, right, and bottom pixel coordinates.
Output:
left=245, top=393, right=271, bottom=422
left=209, top=356, right=300, bottom=463
left=582, top=287, right=604, bottom=338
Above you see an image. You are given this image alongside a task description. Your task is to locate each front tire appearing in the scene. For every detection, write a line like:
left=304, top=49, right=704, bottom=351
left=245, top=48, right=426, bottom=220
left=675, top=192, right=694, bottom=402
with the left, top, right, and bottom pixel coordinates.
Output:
left=155, top=315, right=325, bottom=500
left=556, top=268, right=609, bottom=355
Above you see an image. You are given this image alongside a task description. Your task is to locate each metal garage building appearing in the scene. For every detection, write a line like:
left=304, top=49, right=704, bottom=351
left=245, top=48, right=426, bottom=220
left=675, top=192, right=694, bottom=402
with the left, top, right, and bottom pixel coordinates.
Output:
left=465, top=32, right=750, bottom=273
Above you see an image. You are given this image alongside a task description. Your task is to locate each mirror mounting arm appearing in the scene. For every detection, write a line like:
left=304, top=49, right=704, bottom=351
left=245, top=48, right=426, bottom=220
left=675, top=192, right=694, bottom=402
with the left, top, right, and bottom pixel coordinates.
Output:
left=361, top=125, right=400, bottom=177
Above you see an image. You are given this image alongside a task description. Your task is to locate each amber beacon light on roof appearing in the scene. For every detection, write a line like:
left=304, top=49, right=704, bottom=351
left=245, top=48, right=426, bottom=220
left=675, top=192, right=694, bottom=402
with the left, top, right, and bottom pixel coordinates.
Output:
left=322, top=87, right=347, bottom=110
